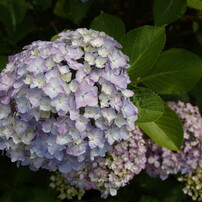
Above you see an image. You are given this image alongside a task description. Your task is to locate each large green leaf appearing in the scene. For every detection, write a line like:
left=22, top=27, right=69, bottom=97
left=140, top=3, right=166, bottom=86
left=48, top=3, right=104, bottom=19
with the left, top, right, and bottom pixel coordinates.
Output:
left=138, top=104, right=183, bottom=151
left=132, top=87, right=164, bottom=123
left=121, top=26, right=165, bottom=79
left=187, top=0, right=202, bottom=10
left=0, top=56, right=8, bottom=71
left=54, top=0, right=92, bottom=25
left=140, top=48, right=202, bottom=94
left=153, top=0, right=187, bottom=26
left=90, top=12, right=125, bottom=42
left=0, top=0, right=27, bottom=35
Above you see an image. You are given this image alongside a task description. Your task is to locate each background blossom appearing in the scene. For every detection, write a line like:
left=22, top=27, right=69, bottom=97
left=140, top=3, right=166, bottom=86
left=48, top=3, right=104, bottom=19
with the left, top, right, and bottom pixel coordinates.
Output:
left=146, top=101, right=202, bottom=180
left=178, top=163, right=202, bottom=201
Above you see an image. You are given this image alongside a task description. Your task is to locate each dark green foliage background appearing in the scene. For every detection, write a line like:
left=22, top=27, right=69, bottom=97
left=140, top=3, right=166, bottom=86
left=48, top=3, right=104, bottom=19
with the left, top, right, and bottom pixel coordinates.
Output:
left=0, top=0, right=201, bottom=201
left=0, top=155, right=191, bottom=202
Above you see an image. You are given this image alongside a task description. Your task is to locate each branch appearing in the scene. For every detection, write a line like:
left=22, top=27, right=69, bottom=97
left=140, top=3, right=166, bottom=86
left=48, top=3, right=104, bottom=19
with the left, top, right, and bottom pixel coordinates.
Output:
left=181, top=15, right=202, bottom=23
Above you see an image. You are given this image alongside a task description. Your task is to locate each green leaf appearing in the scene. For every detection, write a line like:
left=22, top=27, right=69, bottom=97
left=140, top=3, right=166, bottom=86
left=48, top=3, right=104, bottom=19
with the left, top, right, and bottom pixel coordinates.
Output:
left=187, top=0, right=202, bottom=10
left=50, top=34, right=60, bottom=41
left=0, top=56, right=8, bottom=71
left=51, top=29, right=67, bottom=41
left=32, top=0, right=53, bottom=10
left=54, top=0, right=92, bottom=25
left=132, top=87, right=164, bottom=123
left=161, top=94, right=190, bottom=103
left=139, top=195, right=160, bottom=202
left=140, top=48, right=202, bottom=94
left=153, top=0, right=187, bottom=26
left=29, top=188, right=60, bottom=202
left=90, top=12, right=125, bottom=42
left=121, top=26, right=165, bottom=79
left=0, top=5, right=13, bottom=34
left=12, top=19, right=37, bottom=43
left=53, top=0, right=66, bottom=18
left=138, top=104, right=183, bottom=151
left=0, top=0, right=27, bottom=35
left=136, top=173, right=184, bottom=202
left=190, top=79, right=202, bottom=112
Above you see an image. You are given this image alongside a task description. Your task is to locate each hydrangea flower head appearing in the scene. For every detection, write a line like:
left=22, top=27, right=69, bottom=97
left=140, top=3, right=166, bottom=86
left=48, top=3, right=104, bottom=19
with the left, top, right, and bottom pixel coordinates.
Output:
left=178, top=163, right=202, bottom=201
left=50, top=127, right=146, bottom=199
left=50, top=173, right=85, bottom=200
left=146, top=101, right=202, bottom=180
left=0, top=28, right=138, bottom=173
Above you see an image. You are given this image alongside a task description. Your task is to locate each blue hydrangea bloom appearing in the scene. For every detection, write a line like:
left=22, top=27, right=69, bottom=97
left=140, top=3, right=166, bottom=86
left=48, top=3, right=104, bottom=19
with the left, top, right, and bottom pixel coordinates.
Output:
left=0, top=28, right=138, bottom=173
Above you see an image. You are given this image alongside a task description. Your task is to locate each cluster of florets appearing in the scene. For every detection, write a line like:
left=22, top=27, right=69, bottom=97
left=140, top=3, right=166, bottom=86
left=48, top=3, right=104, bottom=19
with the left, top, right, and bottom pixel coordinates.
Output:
left=50, top=172, right=85, bottom=200
left=0, top=28, right=138, bottom=173
left=146, top=101, right=202, bottom=180
left=178, top=163, right=202, bottom=201
left=50, top=127, right=146, bottom=198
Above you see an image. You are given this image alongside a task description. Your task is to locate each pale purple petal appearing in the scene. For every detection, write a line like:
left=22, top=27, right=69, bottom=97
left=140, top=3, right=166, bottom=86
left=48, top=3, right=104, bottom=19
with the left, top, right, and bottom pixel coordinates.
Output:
left=42, top=77, right=64, bottom=99
left=51, top=94, right=69, bottom=112
left=75, top=116, right=88, bottom=132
